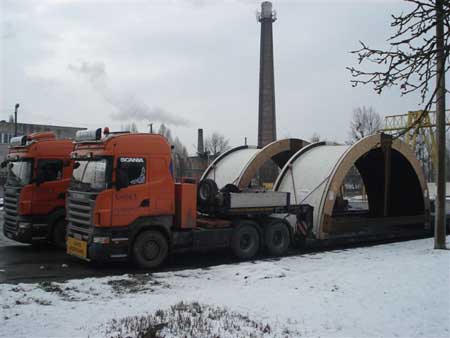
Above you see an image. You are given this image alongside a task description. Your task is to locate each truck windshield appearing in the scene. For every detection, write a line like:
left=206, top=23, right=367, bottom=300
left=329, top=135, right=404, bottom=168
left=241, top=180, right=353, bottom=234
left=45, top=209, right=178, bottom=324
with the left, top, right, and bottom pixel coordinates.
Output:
left=6, top=159, right=33, bottom=187
left=71, top=158, right=109, bottom=192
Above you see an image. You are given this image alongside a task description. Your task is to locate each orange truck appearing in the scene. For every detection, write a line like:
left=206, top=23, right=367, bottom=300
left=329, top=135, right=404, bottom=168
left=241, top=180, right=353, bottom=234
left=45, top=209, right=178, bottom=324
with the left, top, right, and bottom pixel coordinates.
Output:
left=2, top=132, right=73, bottom=248
left=66, top=128, right=311, bottom=268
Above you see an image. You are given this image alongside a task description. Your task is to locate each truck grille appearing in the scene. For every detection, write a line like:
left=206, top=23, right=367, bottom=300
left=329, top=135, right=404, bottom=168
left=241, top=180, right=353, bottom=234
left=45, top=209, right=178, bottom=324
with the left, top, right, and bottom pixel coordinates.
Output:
left=3, top=187, right=20, bottom=233
left=67, top=191, right=97, bottom=234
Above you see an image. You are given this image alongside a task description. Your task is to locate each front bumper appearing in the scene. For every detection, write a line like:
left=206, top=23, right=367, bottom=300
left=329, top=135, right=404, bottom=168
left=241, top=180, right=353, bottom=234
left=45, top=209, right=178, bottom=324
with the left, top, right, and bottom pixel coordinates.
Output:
left=3, top=216, right=49, bottom=244
left=67, top=225, right=130, bottom=263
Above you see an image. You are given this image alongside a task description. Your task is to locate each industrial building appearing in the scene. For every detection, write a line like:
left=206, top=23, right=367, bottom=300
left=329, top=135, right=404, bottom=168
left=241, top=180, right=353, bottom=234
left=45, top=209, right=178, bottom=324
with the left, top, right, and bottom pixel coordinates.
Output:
left=0, top=121, right=84, bottom=142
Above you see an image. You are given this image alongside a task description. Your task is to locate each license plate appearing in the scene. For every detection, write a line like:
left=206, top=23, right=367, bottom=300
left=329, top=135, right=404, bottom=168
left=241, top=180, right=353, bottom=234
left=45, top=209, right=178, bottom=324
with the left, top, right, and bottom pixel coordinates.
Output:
left=67, top=237, right=88, bottom=259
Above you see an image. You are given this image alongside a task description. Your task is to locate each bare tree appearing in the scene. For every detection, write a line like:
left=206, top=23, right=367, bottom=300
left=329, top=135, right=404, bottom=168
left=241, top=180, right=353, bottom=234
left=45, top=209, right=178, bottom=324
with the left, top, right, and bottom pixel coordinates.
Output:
left=415, top=135, right=435, bottom=181
left=158, top=123, right=189, bottom=177
left=121, top=122, right=138, bottom=133
left=347, top=0, right=449, bottom=249
left=348, top=106, right=382, bottom=143
left=310, top=132, right=321, bottom=143
left=158, top=123, right=172, bottom=143
left=205, top=132, right=230, bottom=156
left=348, top=1, right=449, bottom=107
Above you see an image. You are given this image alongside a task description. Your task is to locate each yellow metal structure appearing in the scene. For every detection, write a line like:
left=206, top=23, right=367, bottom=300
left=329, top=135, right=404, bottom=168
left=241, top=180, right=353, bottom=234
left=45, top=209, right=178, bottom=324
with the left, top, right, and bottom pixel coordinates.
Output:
left=381, top=110, right=450, bottom=170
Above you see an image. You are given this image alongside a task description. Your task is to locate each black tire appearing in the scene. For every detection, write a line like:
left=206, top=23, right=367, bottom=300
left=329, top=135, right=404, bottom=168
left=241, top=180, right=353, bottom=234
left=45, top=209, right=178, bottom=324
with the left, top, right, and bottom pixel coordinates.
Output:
left=52, top=219, right=67, bottom=249
left=264, top=221, right=291, bottom=256
left=231, top=222, right=260, bottom=259
left=198, top=179, right=218, bottom=203
left=197, top=179, right=218, bottom=213
left=133, top=230, right=168, bottom=269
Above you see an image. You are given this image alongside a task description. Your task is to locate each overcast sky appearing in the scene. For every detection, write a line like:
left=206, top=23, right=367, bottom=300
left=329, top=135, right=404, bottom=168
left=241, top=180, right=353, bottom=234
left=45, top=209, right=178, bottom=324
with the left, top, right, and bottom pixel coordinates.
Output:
left=1, top=0, right=447, bottom=154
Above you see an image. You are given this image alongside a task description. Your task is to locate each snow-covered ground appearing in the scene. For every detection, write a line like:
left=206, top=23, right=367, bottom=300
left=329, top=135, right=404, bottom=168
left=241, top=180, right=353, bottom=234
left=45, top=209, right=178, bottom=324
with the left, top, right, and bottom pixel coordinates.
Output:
left=1, top=237, right=449, bottom=338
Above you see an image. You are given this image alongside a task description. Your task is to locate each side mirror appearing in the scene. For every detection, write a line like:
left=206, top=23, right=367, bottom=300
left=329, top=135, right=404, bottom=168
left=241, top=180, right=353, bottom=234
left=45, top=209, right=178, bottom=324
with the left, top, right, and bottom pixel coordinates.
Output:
left=73, top=162, right=80, bottom=169
left=116, top=168, right=129, bottom=190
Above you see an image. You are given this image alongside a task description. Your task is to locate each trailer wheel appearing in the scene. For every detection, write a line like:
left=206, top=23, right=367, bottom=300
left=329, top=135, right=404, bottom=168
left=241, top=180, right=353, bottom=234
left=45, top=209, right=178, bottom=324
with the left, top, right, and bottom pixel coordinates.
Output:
left=133, top=230, right=168, bottom=269
left=264, top=221, right=290, bottom=256
left=52, top=219, right=67, bottom=249
left=231, top=222, right=260, bottom=260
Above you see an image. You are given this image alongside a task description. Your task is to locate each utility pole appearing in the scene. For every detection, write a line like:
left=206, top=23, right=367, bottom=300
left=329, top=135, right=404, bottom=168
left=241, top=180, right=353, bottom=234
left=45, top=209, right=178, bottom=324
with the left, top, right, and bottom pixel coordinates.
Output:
left=148, top=123, right=153, bottom=134
left=14, top=103, right=19, bottom=136
left=434, top=0, right=446, bottom=249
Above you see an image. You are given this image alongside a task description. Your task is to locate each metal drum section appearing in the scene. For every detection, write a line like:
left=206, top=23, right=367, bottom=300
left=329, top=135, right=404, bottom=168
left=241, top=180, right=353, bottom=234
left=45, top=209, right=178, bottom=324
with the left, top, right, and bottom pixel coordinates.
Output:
left=274, top=134, right=430, bottom=239
left=201, top=138, right=307, bottom=190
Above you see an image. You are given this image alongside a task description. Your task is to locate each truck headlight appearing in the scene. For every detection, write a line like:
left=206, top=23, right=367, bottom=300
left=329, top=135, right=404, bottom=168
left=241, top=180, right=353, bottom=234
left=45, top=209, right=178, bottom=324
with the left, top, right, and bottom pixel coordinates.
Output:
left=92, top=236, right=110, bottom=244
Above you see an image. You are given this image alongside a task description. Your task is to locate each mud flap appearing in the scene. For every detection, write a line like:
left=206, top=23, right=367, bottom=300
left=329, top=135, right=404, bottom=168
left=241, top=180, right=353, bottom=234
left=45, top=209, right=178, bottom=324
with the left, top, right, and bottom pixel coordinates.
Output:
left=294, top=204, right=314, bottom=248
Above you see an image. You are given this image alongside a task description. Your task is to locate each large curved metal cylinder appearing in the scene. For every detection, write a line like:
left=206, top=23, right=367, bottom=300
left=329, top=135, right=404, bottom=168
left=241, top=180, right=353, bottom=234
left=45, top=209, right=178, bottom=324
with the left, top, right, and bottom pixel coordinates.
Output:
left=201, top=145, right=260, bottom=189
left=201, top=138, right=308, bottom=190
left=274, top=134, right=430, bottom=239
left=201, top=135, right=429, bottom=240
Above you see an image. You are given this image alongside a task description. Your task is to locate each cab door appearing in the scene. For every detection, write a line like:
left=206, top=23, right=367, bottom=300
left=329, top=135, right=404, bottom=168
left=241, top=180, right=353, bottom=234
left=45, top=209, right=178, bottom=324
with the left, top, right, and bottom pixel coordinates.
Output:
left=32, top=159, right=65, bottom=215
left=111, top=157, right=150, bottom=227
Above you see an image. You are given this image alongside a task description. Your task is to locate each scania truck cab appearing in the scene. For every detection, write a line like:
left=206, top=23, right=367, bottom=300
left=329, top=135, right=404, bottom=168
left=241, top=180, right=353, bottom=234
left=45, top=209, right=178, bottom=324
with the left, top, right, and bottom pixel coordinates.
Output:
left=2, top=132, right=74, bottom=248
left=66, top=128, right=311, bottom=269
left=66, top=128, right=176, bottom=266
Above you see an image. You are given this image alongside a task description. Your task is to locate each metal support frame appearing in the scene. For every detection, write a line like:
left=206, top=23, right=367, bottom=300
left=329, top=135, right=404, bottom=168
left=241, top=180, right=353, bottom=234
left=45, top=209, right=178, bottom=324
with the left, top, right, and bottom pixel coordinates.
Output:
left=381, top=110, right=450, bottom=174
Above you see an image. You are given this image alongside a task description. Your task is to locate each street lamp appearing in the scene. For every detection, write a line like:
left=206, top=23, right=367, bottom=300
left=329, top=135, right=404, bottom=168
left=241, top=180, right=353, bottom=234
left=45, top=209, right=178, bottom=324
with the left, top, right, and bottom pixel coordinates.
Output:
left=14, top=103, right=19, bottom=136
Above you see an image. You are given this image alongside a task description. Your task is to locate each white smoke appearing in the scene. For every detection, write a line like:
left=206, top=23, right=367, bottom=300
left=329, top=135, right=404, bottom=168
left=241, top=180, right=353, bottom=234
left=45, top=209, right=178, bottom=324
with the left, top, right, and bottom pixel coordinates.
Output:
left=68, top=61, right=189, bottom=126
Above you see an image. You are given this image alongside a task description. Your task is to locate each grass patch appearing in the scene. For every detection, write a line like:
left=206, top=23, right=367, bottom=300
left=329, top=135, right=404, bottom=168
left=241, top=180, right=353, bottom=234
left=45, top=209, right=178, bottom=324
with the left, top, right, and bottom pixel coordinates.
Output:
left=106, top=274, right=167, bottom=295
left=103, top=301, right=300, bottom=338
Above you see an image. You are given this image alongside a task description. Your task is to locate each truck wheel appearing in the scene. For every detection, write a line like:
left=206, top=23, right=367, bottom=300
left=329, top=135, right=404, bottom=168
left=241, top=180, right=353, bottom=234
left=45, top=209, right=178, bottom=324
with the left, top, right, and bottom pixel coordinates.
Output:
left=231, top=222, right=260, bottom=260
left=52, top=219, right=67, bottom=249
left=133, top=230, right=168, bottom=269
left=265, top=221, right=290, bottom=256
